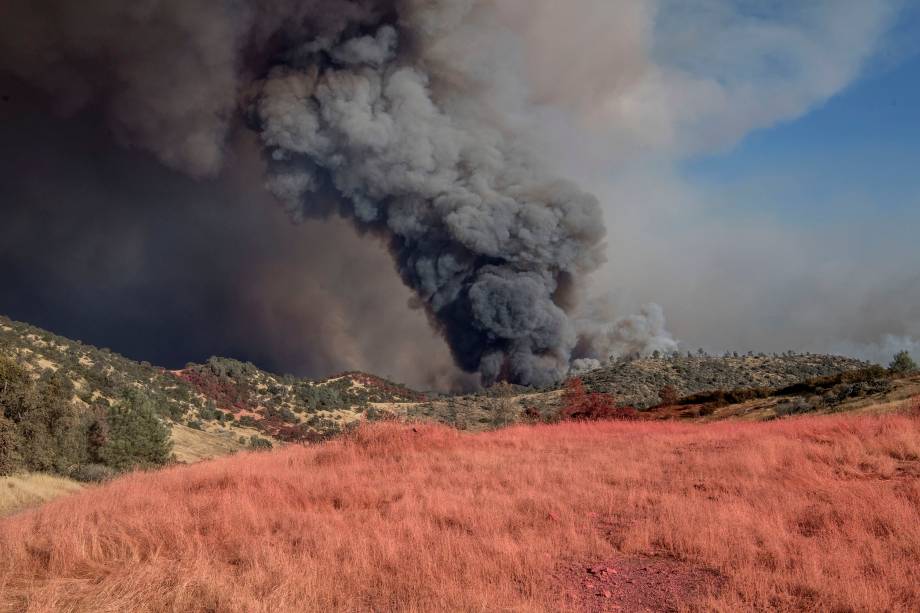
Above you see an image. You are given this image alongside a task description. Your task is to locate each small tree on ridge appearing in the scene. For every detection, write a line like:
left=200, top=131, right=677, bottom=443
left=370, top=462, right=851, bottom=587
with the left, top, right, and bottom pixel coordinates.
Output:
left=889, top=351, right=918, bottom=375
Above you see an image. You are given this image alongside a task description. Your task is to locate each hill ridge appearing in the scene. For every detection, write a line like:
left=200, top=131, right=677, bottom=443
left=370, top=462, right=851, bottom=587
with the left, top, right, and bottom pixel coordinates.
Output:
left=0, top=313, right=877, bottom=444
left=0, top=315, right=423, bottom=447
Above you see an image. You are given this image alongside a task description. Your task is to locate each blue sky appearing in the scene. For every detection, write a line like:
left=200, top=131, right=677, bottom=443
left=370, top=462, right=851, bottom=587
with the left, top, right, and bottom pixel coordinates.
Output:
left=585, top=2, right=920, bottom=365
left=683, top=16, right=920, bottom=226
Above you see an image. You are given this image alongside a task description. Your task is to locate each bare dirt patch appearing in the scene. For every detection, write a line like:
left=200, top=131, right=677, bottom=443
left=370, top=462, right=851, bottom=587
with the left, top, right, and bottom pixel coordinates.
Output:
left=556, top=554, right=722, bottom=612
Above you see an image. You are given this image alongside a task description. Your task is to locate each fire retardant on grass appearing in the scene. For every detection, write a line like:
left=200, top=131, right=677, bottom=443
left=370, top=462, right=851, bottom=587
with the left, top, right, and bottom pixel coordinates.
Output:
left=1, top=409, right=919, bottom=612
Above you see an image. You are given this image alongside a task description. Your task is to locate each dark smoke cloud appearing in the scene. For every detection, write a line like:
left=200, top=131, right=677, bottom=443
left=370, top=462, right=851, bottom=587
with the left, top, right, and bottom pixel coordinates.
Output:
left=0, top=85, right=472, bottom=390
left=252, top=57, right=607, bottom=385
left=0, top=0, right=674, bottom=387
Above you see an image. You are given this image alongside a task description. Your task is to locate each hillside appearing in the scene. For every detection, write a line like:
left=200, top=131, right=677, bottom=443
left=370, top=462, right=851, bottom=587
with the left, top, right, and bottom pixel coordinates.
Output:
left=1, top=414, right=918, bottom=611
left=0, top=315, right=425, bottom=452
left=579, top=353, right=871, bottom=408
left=0, top=473, right=82, bottom=516
left=0, top=313, right=894, bottom=475
left=398, top=356, right=883, bottom=431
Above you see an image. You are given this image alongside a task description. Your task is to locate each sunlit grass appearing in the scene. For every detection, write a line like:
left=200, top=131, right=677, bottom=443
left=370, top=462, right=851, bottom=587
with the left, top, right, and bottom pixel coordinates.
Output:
left=1, top=406, right=918, bottom=611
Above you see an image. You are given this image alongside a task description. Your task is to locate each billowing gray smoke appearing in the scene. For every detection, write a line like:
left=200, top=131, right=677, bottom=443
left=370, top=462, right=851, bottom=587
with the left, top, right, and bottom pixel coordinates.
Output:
left=0, top=0, right=672, bottom=386
left=250, top=25, right=610, bottom=386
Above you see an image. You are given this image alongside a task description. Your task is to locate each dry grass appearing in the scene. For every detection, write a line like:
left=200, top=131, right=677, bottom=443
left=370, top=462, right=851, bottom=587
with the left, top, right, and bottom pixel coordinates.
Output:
left=170, top=423, right=253, bottom=464
left=0, top=474, right=83, bottom=517
left=1, top=408, right=919, bottom=612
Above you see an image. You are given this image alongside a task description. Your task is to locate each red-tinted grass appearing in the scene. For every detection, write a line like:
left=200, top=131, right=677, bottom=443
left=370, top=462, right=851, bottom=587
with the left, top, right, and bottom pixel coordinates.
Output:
left=908, top=394, right=920, bottom=416
left=1, top=413, right=919, bottom=611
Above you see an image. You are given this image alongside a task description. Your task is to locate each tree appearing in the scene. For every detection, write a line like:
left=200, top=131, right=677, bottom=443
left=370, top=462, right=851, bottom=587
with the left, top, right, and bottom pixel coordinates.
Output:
left=97, top=391, right=173, bottom=471
left=488, top=397, right=517, bottom=428
left=0, top=358, right=82, bottom=473
left=889, top=351, right=918, bottom=375
left=33, top=371, right=83, bottom=471
left=0, top=357, right=34, bottom=422
left=0, top=416, right=22, bottom=475
left=445, top=399, right=470, bottom=430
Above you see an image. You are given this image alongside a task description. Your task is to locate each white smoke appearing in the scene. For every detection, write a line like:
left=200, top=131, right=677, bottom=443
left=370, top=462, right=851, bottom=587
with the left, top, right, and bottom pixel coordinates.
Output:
left=830, top=335, right=920, bottom=368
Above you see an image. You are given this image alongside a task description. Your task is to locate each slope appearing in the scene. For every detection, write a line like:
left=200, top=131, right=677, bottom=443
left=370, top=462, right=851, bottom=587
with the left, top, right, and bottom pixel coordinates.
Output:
left=1, top=413, right=918, bottom=611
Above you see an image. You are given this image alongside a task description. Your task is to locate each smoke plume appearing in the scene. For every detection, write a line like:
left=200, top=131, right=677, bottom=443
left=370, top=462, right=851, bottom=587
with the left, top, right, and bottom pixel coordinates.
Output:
left=0, top=0, right=676, bottom=386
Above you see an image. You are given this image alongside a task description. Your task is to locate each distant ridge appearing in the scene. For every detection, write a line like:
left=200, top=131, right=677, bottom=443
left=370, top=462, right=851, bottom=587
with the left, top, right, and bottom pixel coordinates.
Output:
left=0, top=314, right=424, bottom=446
left=0, top=313, right=874, bottom=445
left=579, top=353, right=872, bottom=409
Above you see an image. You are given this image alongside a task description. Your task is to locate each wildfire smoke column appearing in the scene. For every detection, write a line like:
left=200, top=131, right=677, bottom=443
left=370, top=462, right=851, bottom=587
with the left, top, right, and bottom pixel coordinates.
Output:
left=0, top=0, right=670, bottom=387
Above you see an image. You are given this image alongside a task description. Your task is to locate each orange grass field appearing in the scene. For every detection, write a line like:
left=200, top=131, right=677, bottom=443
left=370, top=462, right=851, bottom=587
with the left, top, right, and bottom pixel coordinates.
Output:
left=1, top=405, right=919, bottom=612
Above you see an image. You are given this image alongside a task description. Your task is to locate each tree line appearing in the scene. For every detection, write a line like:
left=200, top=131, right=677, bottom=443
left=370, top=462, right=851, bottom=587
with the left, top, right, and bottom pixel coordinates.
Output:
left=0, top=357, right=172, bottom=481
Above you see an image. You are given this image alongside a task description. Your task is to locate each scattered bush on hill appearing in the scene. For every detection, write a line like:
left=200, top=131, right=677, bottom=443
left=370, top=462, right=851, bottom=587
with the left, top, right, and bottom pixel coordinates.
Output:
left=522, top=405, right=543, bottom=423
left=889, top=351, right=918, bottom=375
left=559, top=378, right=638, bottom=421
left=179, top=362, right=254, bottom=413
left=678, top=366, right=892, bottom=411
left=249, top=435, right=273, bottom=449
left=238, top=415, right=258, bottom=428
left=774, top=399, right=815, bottom=419
left=68, top=463, right=116, bottom=483
left=775, top=365, right=888, bottom=397
left=197, top=401, right=221, bottom=421
left=580, top=353, right=870, bottom=408
left=658, top=385, right=679, bottom=407
left=443, top=400, right=471, bottom=430
left=481, top=396, right=518, bottom=428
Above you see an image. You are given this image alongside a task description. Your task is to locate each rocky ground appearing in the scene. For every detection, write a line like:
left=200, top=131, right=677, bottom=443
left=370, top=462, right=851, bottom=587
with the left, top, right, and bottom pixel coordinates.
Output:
left=556, top=554, right=722, bottom=613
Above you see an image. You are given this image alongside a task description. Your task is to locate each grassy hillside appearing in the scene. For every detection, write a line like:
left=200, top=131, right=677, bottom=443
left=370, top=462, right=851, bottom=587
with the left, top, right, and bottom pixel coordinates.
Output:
left=400, top=364, right=909, bottom=432
left=0, top=315, right=425, bottom=455
left=0, top=473, right=83, bottom=516
left=0, top=313, right=897, bottom=475
left=1, top=411, right=918, bottom=611
left=579, top=353, right=872, bottom=408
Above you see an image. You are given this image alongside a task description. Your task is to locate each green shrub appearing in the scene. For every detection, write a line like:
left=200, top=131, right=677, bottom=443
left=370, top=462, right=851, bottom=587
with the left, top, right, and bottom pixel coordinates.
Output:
left=774, top=399, right=815, bottom=418
left=238, top=415, right=258, bottom=428
left=249, top=435, right=272, bottom=449
left=889, top=351, right=918, bottom=375
left=198, top=402, right=220, bottom=421
left=68, top=463, right=116, bottom=483
left=96, top=391, right=173, bottom=471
